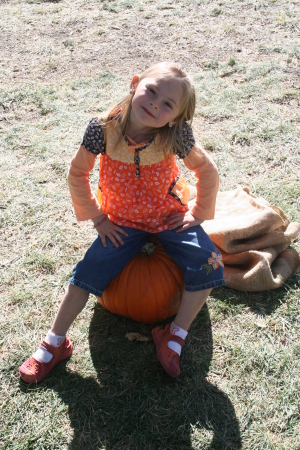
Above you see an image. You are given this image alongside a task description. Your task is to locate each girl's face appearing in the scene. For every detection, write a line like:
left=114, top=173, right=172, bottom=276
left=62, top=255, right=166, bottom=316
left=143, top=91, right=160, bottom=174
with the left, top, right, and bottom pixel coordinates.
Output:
left=130, top=76, right=183, bottom=130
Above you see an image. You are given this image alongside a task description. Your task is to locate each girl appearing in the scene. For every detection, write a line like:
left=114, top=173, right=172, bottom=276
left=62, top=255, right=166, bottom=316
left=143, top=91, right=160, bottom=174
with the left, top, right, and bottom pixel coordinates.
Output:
left=19, top=62, right=225, bottom=382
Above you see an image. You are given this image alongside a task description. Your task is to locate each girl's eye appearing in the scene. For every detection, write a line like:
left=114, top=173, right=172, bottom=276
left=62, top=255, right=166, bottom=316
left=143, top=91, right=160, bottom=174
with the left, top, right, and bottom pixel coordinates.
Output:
left=165, top=102, right=172, bottom=109
left=147, top=86, right=156, bottom=94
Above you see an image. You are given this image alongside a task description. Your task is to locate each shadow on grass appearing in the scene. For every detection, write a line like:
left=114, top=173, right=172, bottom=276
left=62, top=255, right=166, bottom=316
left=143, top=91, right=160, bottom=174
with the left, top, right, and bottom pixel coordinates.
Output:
left=213, top=272, right=300, bottom=316
left=21, top=303, right=242, bottom=450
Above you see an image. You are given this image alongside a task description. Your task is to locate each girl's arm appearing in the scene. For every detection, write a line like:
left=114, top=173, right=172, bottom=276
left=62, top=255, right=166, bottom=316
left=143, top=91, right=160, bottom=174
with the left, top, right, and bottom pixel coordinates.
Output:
left=68, top=118, right=128, bottom=248
left=68, top=145, right=128, bottom=248
left=68, top=145, right=105, bottom=221
left=183, top=144, right=219, bottom=221
left=168, top=144, right=219, bottom=231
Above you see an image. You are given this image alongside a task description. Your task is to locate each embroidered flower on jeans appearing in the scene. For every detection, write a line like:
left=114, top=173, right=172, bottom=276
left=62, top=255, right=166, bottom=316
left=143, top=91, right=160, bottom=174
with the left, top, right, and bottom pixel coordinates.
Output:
left=208, top=251, right=224, bottom=269
left=202, top=251, right=224, bottom=275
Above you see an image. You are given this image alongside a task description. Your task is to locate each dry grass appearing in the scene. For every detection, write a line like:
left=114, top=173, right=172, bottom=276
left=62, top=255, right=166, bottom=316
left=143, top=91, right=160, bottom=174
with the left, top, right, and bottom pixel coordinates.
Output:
left=1, top=0, right=300, bottom=448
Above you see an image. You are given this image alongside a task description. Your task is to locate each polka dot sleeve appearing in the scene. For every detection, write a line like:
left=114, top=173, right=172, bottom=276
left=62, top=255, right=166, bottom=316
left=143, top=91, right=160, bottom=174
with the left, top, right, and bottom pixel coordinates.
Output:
left=81, top=117, right=106, bottom=155
left=176, top=122, right=196, bottom=159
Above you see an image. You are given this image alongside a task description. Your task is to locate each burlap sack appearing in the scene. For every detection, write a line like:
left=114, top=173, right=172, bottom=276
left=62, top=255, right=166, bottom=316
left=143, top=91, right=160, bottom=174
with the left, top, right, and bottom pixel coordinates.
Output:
left=189, top=186, right=300, bottom=292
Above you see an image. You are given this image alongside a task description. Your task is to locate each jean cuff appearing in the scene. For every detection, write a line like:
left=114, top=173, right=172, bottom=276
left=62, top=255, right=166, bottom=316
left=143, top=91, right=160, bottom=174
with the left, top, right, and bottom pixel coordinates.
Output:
left=69, top=277, right=103, bottom=298
left=185, top=278, right=225, bottom=292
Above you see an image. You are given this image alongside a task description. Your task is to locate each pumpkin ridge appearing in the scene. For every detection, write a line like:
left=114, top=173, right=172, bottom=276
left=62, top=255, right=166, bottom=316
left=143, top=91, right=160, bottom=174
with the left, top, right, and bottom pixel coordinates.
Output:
left=116, top=262, right=130, bottom=317
left=147, top=253, right=160, bottom=322
left=140, top=256, right=155, bottom=322
left=154, top=252, right=184, bottom=312
left=147, top=257, right=164, bottom=322
left=126, top=257, right=142, bottom=321
left=150, top=254, right=176, bottom=320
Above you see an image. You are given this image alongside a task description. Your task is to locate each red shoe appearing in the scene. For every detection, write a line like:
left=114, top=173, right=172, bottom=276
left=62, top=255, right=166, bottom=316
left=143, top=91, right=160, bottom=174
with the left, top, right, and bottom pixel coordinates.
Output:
left=19, top=337, right=73, bottom=384
left=152, top=324, right=185, bottom=378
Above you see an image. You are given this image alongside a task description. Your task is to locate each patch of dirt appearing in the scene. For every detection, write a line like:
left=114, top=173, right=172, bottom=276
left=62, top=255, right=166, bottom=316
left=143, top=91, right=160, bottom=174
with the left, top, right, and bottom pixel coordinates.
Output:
left=0, top=0, right=299, bottom=84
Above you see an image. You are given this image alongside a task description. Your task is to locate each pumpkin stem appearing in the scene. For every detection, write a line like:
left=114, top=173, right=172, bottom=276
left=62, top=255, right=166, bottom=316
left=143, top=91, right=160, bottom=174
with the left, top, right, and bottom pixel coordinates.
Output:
left=140, top=242, right=157, bottom=256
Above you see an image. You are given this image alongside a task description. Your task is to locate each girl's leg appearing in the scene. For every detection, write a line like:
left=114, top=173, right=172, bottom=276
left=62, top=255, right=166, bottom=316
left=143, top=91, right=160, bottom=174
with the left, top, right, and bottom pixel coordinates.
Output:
left=173, top=288, right=211, bottom=331
left=152, top=226, right=224, bottom=377
left=20, top=226, right=149, bottom=383
left=152, top=288, right=212, bottom=379
left=19, top=284, right=89, bottom=384
left=50, top=284, right=90, bottom=336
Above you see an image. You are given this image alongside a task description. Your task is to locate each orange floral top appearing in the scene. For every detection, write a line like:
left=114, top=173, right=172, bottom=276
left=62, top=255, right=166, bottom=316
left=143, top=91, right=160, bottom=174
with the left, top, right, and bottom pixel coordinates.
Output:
left=68, top=117, right=220, bottom=232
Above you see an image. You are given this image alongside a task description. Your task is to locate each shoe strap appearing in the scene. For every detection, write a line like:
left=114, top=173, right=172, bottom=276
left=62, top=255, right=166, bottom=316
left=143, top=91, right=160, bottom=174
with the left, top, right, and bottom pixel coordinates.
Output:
left=168, top=334, right=185, bottom=347
left=40, top=340, right=57, bottom=356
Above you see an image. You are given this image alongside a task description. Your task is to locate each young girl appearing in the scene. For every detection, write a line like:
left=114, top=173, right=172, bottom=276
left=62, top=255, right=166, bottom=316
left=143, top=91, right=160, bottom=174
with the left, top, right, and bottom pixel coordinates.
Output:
left=19, top=62, right=225, bottom=382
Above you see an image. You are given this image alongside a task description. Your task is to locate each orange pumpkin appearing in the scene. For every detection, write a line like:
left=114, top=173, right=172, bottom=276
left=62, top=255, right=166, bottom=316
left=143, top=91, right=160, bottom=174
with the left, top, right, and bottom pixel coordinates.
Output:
left=97, top=238, right=184, bottom=324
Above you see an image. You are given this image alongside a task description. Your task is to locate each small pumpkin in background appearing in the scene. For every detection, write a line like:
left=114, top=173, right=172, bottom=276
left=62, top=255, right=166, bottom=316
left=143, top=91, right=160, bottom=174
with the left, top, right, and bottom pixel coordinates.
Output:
left=97, top=237, right=184, bottom=324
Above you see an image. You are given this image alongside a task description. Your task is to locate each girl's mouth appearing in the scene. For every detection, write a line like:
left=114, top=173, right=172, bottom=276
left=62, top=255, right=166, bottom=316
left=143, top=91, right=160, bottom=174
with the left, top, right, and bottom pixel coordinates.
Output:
left=142, top=106, right=155, bottom=118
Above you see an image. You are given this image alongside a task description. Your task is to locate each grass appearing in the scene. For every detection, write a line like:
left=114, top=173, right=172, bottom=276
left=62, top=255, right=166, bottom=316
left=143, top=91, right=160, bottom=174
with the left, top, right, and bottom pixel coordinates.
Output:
left=1, top=0, right=300, bottom=448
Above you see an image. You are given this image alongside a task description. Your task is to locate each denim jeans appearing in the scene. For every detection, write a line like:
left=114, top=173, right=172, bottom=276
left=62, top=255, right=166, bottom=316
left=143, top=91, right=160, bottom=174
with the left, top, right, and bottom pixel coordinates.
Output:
left=69, top=225, right=225, bottom=297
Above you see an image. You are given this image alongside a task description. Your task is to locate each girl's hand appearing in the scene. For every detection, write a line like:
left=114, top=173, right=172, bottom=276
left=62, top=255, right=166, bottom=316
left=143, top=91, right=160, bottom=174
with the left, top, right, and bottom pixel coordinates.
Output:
left=167, top=211, right=203, bottom=232
left=92, top=215, right=128, bottom=248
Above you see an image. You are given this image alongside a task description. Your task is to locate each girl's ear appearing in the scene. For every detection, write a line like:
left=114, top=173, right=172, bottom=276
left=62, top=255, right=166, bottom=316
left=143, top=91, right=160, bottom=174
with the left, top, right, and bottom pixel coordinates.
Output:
left=130, top=75, right=139, bottom=93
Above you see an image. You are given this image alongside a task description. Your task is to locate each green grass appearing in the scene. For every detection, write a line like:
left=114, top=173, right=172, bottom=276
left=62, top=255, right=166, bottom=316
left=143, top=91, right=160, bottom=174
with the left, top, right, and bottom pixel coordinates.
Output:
left=0, top=0, right=300, bottom=448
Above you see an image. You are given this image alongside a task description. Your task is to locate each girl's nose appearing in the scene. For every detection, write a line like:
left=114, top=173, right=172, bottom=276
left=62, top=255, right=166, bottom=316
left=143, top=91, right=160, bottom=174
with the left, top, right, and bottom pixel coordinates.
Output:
left=149, top=101, right=158, bottom=109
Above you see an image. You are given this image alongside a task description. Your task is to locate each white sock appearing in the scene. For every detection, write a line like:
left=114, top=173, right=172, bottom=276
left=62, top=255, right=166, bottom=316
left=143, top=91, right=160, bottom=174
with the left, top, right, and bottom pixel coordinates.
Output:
left=33, top=331, right=65, bottom=363
left=45, top=331, right=66, bottom=348
left=167, top=322, right=188, bottom=356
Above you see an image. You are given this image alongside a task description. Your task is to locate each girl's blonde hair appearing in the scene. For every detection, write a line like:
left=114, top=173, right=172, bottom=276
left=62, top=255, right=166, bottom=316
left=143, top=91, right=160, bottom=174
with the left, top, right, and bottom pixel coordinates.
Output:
left=101, top=62, right=196, bottom=155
